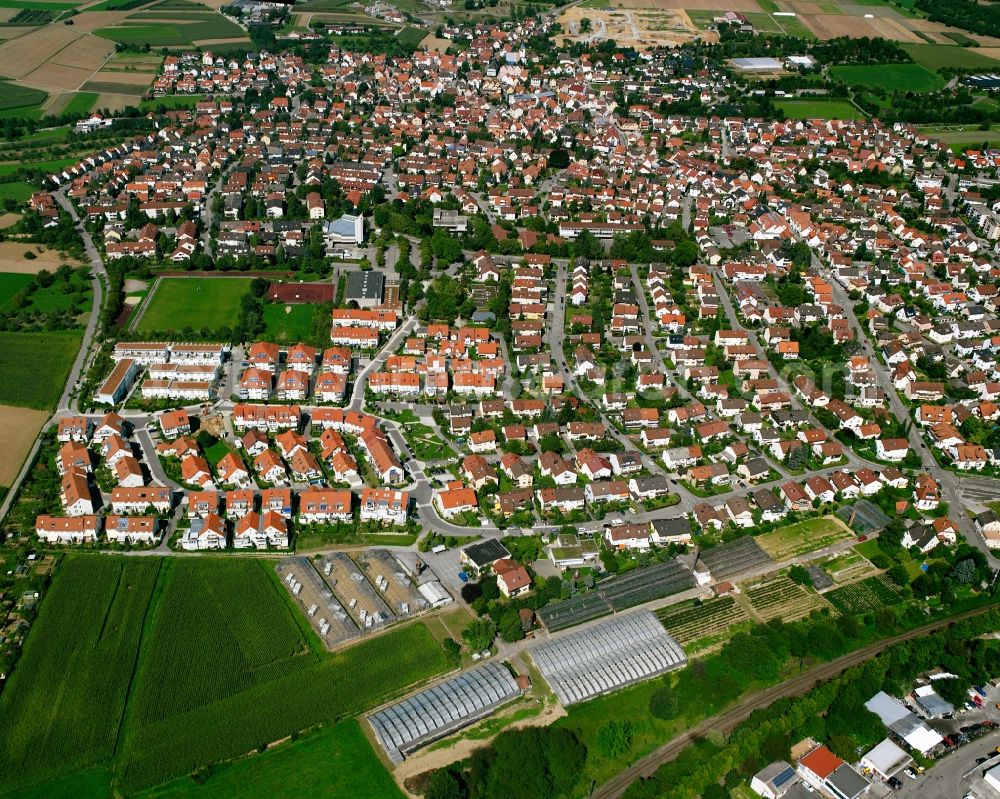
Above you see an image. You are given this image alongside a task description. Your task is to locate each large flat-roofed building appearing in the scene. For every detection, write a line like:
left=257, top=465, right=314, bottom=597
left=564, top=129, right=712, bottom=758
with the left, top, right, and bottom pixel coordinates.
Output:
left=346, top=270, right=384, bottom=308
left=323, top=213, right=364, bottom=246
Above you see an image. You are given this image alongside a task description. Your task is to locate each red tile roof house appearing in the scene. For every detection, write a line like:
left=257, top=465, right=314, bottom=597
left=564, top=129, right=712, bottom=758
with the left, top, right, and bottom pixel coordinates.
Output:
left=494, top=558, right=531, bottom=598
left=435, top=486, right=479, bottom=519
left=298, top=488, right=353, bottom=524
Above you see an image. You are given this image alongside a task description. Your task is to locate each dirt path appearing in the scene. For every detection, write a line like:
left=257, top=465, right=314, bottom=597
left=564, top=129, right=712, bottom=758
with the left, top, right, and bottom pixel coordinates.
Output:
left=393, top=698, right=568, bottom=795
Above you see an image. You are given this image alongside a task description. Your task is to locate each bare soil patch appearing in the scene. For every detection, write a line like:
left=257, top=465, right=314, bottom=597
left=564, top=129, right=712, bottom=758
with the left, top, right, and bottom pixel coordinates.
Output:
left=0, top=213, right=19, bottom=229
left=21, top=63, right=94, bottom=93
left=0, top=242, right=78, bottom=273
left=419, top=33, right=451, bottom=52
left=802, top=12, right=922, bottom=41
left=0, top=9, right=17, bottom=22
left=0, top=405, right=48, bottom=486
left=89, top=67, right=153, bottom=85
left=94, top=91, right=142, bottom=110
left=0, top=26, right=80, bottom=79
left=974, top=47, right=1000, bottom=61
left=49, top=33, right=113, bottom=70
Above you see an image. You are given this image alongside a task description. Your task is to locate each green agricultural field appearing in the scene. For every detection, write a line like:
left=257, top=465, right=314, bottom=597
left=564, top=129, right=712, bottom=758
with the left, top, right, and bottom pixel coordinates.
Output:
left=135, top=720, right=404, bottom=799
left=918, top=125, right=999, bottom=149
left=263, top=302, right=319, bottom=343
left=0, top=558, right=161, bottom=795
left=0, top=80, right=47, bottom=114
left=0, top=330, right=82, bottom=409
left=60, top=92, right=99, bottom=116
left=829, top=63, right=944, bottom=92
left=756, top=515, right=852, bottom=560
left=95, top=25, right=192, bottom=47
left=0, top=0, right=78, bottom=9
left=777, top=98, right=863, bottom=120
left=137, top=277, right=251, bottom=334
left=118, top=559, right=449, bottom=793
left=0, top=557, right=450, bottom=796
left=902, top=43, right=1000, bottom=71
left=397, top=26, right=428, bottom=48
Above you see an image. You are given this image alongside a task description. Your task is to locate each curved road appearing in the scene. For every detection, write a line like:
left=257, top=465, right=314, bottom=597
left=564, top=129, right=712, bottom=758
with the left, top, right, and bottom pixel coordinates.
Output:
left=590, top=604, right=1000, bottom=799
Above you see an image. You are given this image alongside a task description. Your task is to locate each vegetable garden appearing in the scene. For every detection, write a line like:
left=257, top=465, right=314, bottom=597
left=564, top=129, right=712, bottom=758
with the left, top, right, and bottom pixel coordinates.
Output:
left=824, top=573, right=905, bottom=616
left=745, top=575, right=826, bottom=623
left=656, top=596, right=750, bottom=647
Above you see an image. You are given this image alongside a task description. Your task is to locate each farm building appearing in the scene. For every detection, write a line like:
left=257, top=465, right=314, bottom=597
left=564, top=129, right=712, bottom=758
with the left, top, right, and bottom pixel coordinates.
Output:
left=368, top=661, right=522, bottom=762
left=530, top=611, right=686, bottom=705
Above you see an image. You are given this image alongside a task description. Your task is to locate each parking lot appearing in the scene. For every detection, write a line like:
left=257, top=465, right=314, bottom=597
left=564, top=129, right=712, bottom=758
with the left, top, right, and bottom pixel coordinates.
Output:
left=893, top=727, right=1000, bottom=799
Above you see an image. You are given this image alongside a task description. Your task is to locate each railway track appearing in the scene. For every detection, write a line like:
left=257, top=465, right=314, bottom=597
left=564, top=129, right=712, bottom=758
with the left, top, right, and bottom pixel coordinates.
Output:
left=590, top=604, right=999, bottom=799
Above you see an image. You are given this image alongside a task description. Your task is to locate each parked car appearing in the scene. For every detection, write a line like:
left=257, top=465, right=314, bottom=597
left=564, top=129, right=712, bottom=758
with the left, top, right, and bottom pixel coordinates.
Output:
left=888, top=777, right=902, bottom=791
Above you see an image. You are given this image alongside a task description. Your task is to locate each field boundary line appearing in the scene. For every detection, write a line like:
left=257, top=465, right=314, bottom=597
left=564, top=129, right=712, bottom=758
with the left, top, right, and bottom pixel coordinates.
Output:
left=128, top=274, right=161, bottom=332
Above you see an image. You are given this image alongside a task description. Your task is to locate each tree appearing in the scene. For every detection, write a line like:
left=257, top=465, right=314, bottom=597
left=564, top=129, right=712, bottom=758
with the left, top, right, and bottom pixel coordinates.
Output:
left=462, top=617, right=496, bottom=651
left=424, top=768, right=464, bottom=799
left=648, top=684, right=680, bottom=719
left=788, top=565, right=811, bottom=586
left=579, top=16, right=591, bottom=31
left=548, top=148, right=570, bottom=169
left=595, top=720, right=634, bottom=759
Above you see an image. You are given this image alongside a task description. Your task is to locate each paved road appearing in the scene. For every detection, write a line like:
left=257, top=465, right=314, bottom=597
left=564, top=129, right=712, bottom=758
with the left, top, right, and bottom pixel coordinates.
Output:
left=590, top=605, right=1000, bottom=799
left=896, top=727, right=1000, bottom=799
left=0, top=190, right=107, bottom=524
left=816, top=254, right=999, bottom=569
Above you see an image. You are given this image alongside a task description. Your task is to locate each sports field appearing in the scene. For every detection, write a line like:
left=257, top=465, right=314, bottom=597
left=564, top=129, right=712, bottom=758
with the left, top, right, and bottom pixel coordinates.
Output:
left=756, top=515, right=852, bottom=560
left=829, top=62, right=945, bottom=92
left=137, top=277, right=251, bottom=333
left=0, top=330, right=82, bottom=409
left=777, top=98, right=863, bottom=120
left=0, top=557, right=451, bottom=796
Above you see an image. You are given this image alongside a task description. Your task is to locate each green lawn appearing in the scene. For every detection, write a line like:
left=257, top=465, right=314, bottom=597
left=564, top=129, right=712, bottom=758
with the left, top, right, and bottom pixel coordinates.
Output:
left=902, top=43, right=1000, bottom=71
left=0, top=556, right=450, bottom=796
left=139, top=94, right=207, bottom=111
left=0, top=273, right=32, bottom=309
left=830, top=63, right=944, bottom=92
left=777, top=98, right=863, bottom=120
left=0, top=157, right=81, bottom=177
left=135, top=720, right=404, bottom=799
left=0, top=179, right=51, bottom=204
left=918, top=125, right=999, bottom=150
left=262, top=302, right=318, bottom=344
left=0, top=330, right=82, bottom=409
left=137, top=277, right=251, bottom=334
